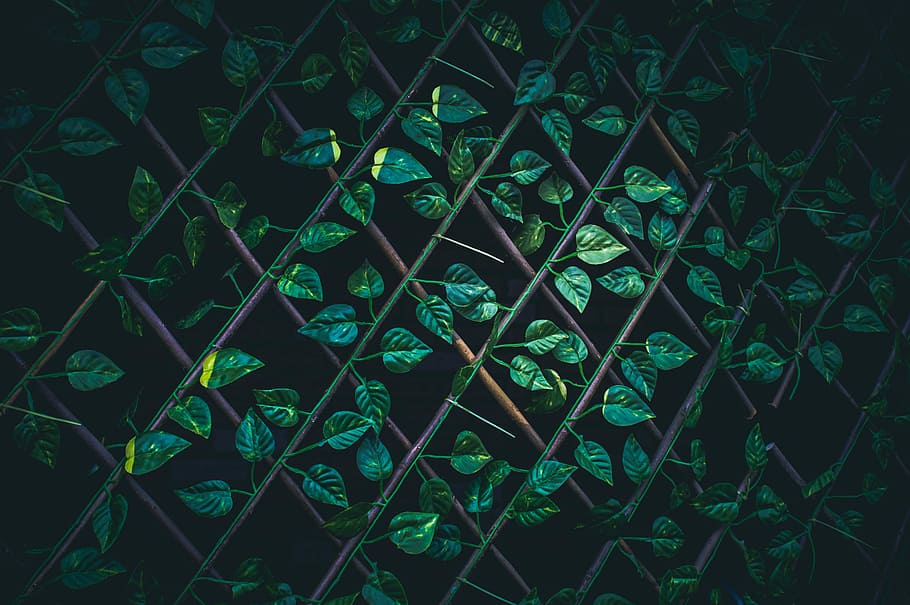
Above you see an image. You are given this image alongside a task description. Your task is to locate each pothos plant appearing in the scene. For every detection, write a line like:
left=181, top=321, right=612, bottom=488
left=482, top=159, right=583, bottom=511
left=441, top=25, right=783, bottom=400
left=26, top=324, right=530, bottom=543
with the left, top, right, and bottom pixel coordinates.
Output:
left=1, top=0, right=907, bottom=604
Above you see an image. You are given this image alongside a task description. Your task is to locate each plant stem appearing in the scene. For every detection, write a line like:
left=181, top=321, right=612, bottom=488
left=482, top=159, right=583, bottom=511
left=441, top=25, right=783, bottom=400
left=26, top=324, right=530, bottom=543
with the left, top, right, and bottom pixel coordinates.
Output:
left=432, top=233, right=504, bottom=263
left=3, top=404, right=81, bottom=425
left=429, top=56, right=495, bottom=89
left=0, top=179, right=70, bottom=204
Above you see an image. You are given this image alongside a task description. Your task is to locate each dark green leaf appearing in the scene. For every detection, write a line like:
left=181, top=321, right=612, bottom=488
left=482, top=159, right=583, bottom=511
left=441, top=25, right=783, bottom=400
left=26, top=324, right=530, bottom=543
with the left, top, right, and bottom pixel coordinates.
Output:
left=235, top=408, right=275, bottom=462
left=538, top=173, right=573, bottom=204
left=362, top=569, right=408, bottom=605
left=198, top=106, right=232, bottom=147
left=563, top=71, right=594, bottom=114
left=388, top=512, right=439, bottom=554
left=301, top=464, right=349, bottom=507
left=299, top=304, right=358, bottom=346
left=253, top=388, right=300, bottom=427
left=784, top=277, right=823, bottom=310
left=542, top=108, right=572, bottom=155
left=66, top=350, right=124, bottom=391
left=58, top=117, right=120, bottom=156
left=745, top=423, right=767, bottom=471
left=491, top=181, right=523, bottom=221
left=376, top=16, right=422, bottom=44
left=448, top=129, right=474, bottom=185
left=347, top=86, right=384, bottom=121
left=646, top=331, right=696, bottom=370
left=237, top=215, right=269, bottom=249
left=870, top=169, right=895, bottom=208
left=869, top=274, right=894, bottom=314
left=323, top=411, right=371, bottom=450
left=756, top=484, right=787, bottom=524
left=419, top=478, right=453, bottom=516
left=603, top=385, right=655, bottom=426
left=514, top=59, right=555, bottom=105
left=555, top=266, right=591, bottom=313
left=481, top=11, right=523, bottom=54
left=431, top=84, right=487, bottom=123
left=13, top=414, right=59, bottom=468
left=684, top=76, right=727, bottom=101
left=105, top=68, right=149, bottom=125
left=728, top=185, right=746, bottom=225
left=276, top=264, right=322, bottom=301
left=281, top=127, right=341, bottom=169
left=623, top=434, right=649, bottom=484
left=509, top=492, right=559, bottom=526
left=354, top=379, right=390, bottom=434
left=691, top=482, right=740, bottom=522
left=574, top=439, right=613, bottom=485
left=339, top=31, right=369, bottom=86
left=801, top=464, right=838, bottom=498
left=300, top=221, right=356, bottom=253
left=523, top=320, right=567, bottom=355
left=597, top=265, right=645, bottom=299
left=542, top=0, right=570, bottom=37
left=92, top=493, right=127, bottom=553
left=167, top=395, right=211, bottom=438
left=124, top=431, right=190, bottom=475
left=451, top=430, right=492, bottom=474
left=621, top=350, right=657, bottom=400
left=357, top=434, right=393, bottom=481
left=371, top=147, right=431, bottom=184
left=171, top=0, right=214, bottom=28
left=323, top=502, right=372, bottom=538
left=808, top=341, right=842, bottom=383
left=514, top=214, right=546, bottom=255
left=401, top=108, right=442, bottom=155
left=0, top=88, right=33, bottom=129
left=553, top=330, right=588, bottom=363
left=740, top=342, right=784, bottom=383
left=199, top=347, right=263, bottom=388
left=222, top=36, right=259, bottom=87
left=635, top=56, right=662, bottom=95
left=587, top=44, right=615, bottom=93
left=126, top=560, right=164, bottom=605
left=182, top=216, right=206, bottom=268
left=582, top=498, right=628, bottom=535
left=175, top=480, right=232, bottom=518
left=175, top=298, right=214, bottom=330
left=667, top=109, right=699, bottom=156
left=404, top=181, right=450, bottom=219
left=510, top=150, right=551, bottom=185
left=659, top=565, right=699, bottom=605
left=592, top=594, right=636, bottom=605
left=463, top=475, right=493, bottom=513
left=686, top=265, right=724, bottom=306
left=825, top=176, right=854, bottom=204
left=347, top=259, right=383, bottom=299
left=583, top=105, right=626, bottom=136
left=140, top=22, right=207, bottom=69
left=652, top=516, right=684, bottom=558
left=625, top=165, right=670, bottom=202
left=299, top=53, right=335, bottom=93
left=14, top=173, right=65, bottom=231
left=72, top=235, right=129, bottom=280
left=603, top=197, right=643, bottom=238
left=509, top=354, right=552, bottom=391
left=146, top=253, right=184, bottom=301
left=648, top=212, right=678, bottom=251
left=59, top=547, right=126, bottom=589
left=416, top=295, right=454, bottom=344
left=827, top=213, right=871, bottom=251
left=577, top=224, right=629, bottom=265
left=380, top=327, right=432, bottom=373
left=0, top=307, right=41, bottom=352
left=744, top=217, right=775, bottom=252
left=844, top=304, right=886, bottom=333
left=527, top=460, right=577, bottom=495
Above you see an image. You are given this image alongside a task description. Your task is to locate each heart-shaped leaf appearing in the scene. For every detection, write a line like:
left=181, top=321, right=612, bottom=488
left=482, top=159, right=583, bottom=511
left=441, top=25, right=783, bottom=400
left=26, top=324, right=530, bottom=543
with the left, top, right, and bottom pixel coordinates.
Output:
left=622, top=434, right=650, bottom=484
left=597, top=266, right=645, bottom=298
left=388, top=512, right=439, bottom=555
left=415, top=295, right=453, bottom=343
left=583, top=105, right=627, bottom=135
left=481, top=11, right=523, bottom=54
left=371, top=147, right=431, bottom=184
left=0, top=307, right=42, bottom=352
left=124, top=431, right=191, bottom=475
left=298, top=304, right=358, bottom=346
left=357, top=434, right=393, bottom=481
left=104, top=68, right=149, bottom=125
left=167, top=395, right=211, bottom=438
left=235, top=408, right=275, bottom=462
left=602, top=385, right=656, bottom=426
left=574, top=439, right=614, bottom=485
left=175, top=480, right=233, bottom=518
left=199, top=347, right=263, bottom=388
left=277, top=264, right=323, bottom=300
left=323, top=411, right=371, bottom=450
left=339, top=31, right=369, bottom=86
left=646, top=331, right=696, bottom=370
left=514, top=59, right=556, bottom=105
left=401, top=108, right=442, bottom=155
left=300, top=222, right=356, bottom=253
left=140, top=22, right=207, bottom=69
left=301, top=464, right=349, bottom=507
left=576, top=224, right=628, bottom=264
left=58, top=117, right=120, bottom=156
left=432, top=84, right=488, bottom=123
left=380, top=328, right=432, bottom=373
left=555, top=266, right=591, bottom=313
left=450, top=430, right=492, bottom=474
left=66, top=350, right=124, bottom=391
left=282, top=128, right=341, bottom=169
left=624, top=165, right=671, bottom=202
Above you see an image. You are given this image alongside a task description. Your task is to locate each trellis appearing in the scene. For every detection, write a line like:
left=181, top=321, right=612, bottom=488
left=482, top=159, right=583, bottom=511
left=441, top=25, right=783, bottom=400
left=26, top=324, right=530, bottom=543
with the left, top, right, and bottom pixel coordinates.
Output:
left=2, top=0, right=908, bottom=604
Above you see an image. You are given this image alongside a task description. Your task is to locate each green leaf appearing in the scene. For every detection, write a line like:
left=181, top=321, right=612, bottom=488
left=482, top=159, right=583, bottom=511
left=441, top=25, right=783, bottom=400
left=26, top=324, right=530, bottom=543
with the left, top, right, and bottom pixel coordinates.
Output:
left=431, top=84, right=487, bottom=123
left=389, top=512, right=439, bottom=554
left=66, top=350, right=124, bottom=391
left=686, top=265, right=724, bottom=306
left=648, top=212, right=678, bottom=250
left=104, top=68, right=149, bottom=125
left=745, top=423, right=767, bottom=471
left=301, top=464, right=349, bottom=507
left=576, top=224, right=628, bottom=264
left=416, top=295, right=453, bottom=343
left=844, top=303, right=886, bottom=333
left=323, top=502, right=372, bottom=538
left=574, top=440, right=613, bottom=485
left=0, top=89, right=33, bottom=130
left=58, top=117, right=120, bottom=156
left=299, top=53, right=335, bottom=93
left=124, top=431, right=191, bottom=475
left=528, top=460, right=577, bottom=495
left=444, top=263, right=495, bottom=307
left=182, top=216, right=206, bottom=267
left=448, top=129, right=475, bottom=185
left=323, top=411, right=371, bottom=450
left=509, top=354, right=552, bottom=391
left=463, top=475, right=493, bottom=513
left=727, top=185, right=746, bottom=225
left=175, top=480, right=232, bottom=518
left=646, top=331, right=695, bottom=370
left=126, top=560, right=164, bottom=605
left=583, top=105, right=626, bottom=136
left=171, top=0, right=214, bottom=28
left=542, top=0, right=570, bottom=37
left=514, top=214, right=546, bottom=255
left=140, top=22, right=206, bottom=69
left=524, top=319, right=567, bottom=355
left=827, top=213, right=871, bottom=251
left=419, top=478, right=453, bottom=516
left=690, top=439, right=706, bottom=480
left=691, top=482, right=740, bottom=522
left=514, top=59, right=556, bottom=105
left=756, top=484, right=788, bottom=525
left=377, top=15, right=422, bottom=44
left=542, top=108, right=572, bottom=155
left=659, top=170, right=688, bottom=215
left=92, top=494, right=127, bottom=553
left=582, top=498, right=628, bottom=535
left=546, top=589, right=577, bottom=605
left=146, top=253, right=184, bottom=301
left=510, top=150, right=551, bottom=185
left=801, top=464, right=838, bottom=499
left=347, top=259, right=383, bottom=299
left=652, top=516, right=684, bottom=558
left=451, top=430, right=492, bottom=474
left=784, top=277, right=823, bottom=311
left=825, top=176, right=854, bottom=204
left=13, top=414, right=59, bottom=468
left=427, top=523, right=462, bottom=561
left=538, top=173, right=573, bottom=205
left=235, top=408, right=275, bottom=462
left=363, top=569, right=408, bottom=605
left=73, top=235, right=130, bottom=280
left=347, top=86, right=384, bottom=122
left=339, top=181, right=375, bottom=226
left=282, top=127, right=341, bottom=169
left=199, top=347, right=263, bottom=388
left=563, top=71, right=594, bottom=114
left=869, top=169, right=895, bottom=208
left=300, top=221, right=356, bottom=253
left=596, top=265, right=645, bottom=299
left=869, top=274, right=894, bottom=314
left=59, top=547, right=126, bottom=589
left=0, top=307, right=41, bottom=352
left=371, top=147, right=431, bottom=184
left=740, top=342, right=784, bottom=383
left=276, top=263, right=323, bottom=301
left=808, top=341, right=842, bottom=383
left=525, top=369, right=567, bottom=413
left=623, top=434, right=650, bottom=484
left=380, top=328, right=432, bottom=373
left=603, top=197, right=643, bottom=239
left=13, top=173, right=65, bottom=231
left=357, top=434, right=393, bottom=481
left=592, top=594, right=636, bottom=605
left=603, top=385, right=656, bottom=426
left=519, top=588, right=542, bottom=605
left=667, top=109, right=699, bottom=156
left=621, top=350, right=657, bottom=400
left=481, top=11, right=523, bottom=54
left=339, top=31, right=369, bottom=86
left=555, top=266, right=591, bottom=313
left=659, top=565, right=699, bottom=604
left=404, top=181, right=450, bottom=219
left=684, top=76, right=727, bottom=101
left=237, top=215, right=269, bottom=249
left=167, top=395, right=211, bottom=438
left=635, top=56, right=662, bottom=95
left=198, top=106, right=232, bottom=147
left=509, top=492, right=559, bottom=526
left=222, top=36, right=259, bottom=86
left=354, top=379, right=390, bottom=434
left=176, top=298, right=213, bottom=330
left=401, top=108, right=442, bottom=155
left=588, top=44, right=615, bottom=93
left=744, top=217, right=775, bottom=252
left=253, top=388, right=300, bottom=427
left=719, top=35, right=753, bottom=78
left=491, top=181, right=523, bottom=221
left=369, top=0, right=403, bottom=15
left=299, top=304, right=358, bottom=346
